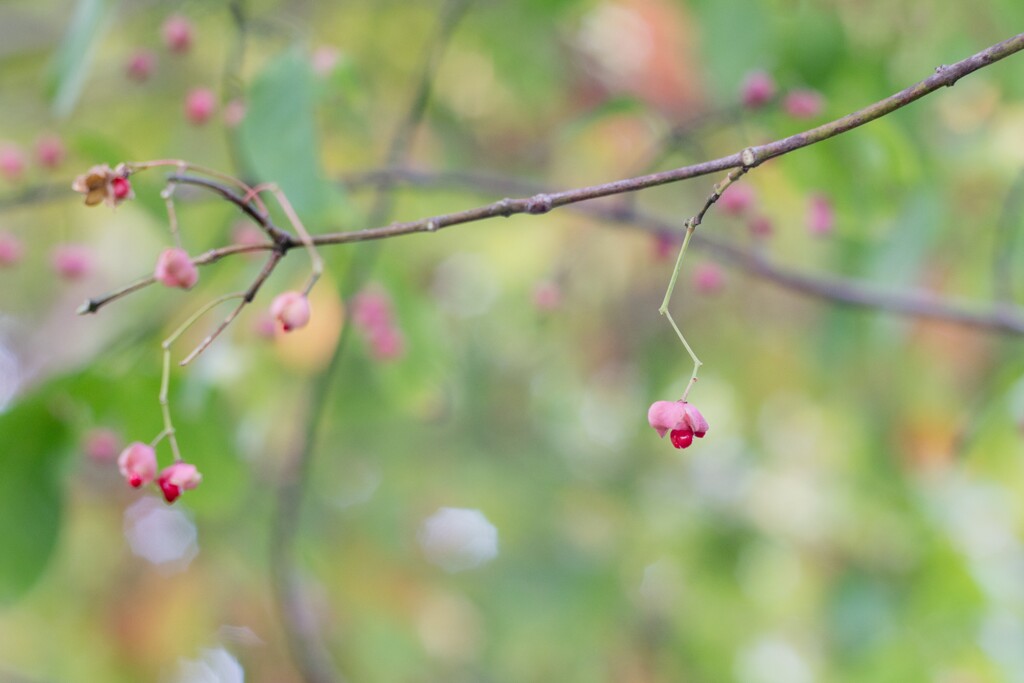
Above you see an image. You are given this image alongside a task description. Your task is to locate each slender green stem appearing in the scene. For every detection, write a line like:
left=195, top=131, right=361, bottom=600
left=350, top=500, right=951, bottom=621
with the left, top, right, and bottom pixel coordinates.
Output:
left=158, top=292, right=246, bottom=461
left=658, top=222, right=702, bottom=400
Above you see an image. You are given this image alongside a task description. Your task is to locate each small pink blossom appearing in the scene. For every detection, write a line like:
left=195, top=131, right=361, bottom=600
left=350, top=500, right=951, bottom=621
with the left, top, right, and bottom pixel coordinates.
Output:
left=693, top=263, right=725, bottom=295
left=84, top=428, right=122, bottom=462
left=271, top=291, right=311, bottom=332
left=741, top=71, right=775, bottom=108
left=0, top=144, right=25, bottom=182
left=807, top=193, right=835, bottom=236
left=784, top=89, right=825, bottom=119
left=154, top=248, right=198, bottom=289
left=223, top=99, right=246, bottom=128
left=126, top=49, right=156, bottom=82
left=162, top=15, right=193, bottom=54
left=118, top=442, right=158, bottom=488
left=0, top=232, right=23, bottom=267
left=647, top=400, right=708, bottom=449
left=185, top=88, right=216, bottom=125
left=748, top=215, right=774, bottom=238
left=718, top=183, right=755, bottom=216
left=532, top=281, right=562, bottom=311
left=51, top=244, right=93, bottom=280
left=35, top=135, right=65, bottom=170
left=157, top=462, right=202, bottom=503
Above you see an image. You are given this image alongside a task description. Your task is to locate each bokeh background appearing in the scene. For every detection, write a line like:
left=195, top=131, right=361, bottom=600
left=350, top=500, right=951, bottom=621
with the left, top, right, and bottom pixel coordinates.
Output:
left=2, top=1, right=1024, bottom=681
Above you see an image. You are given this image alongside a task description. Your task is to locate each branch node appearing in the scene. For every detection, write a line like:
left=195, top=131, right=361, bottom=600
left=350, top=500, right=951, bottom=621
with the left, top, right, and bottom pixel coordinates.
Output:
left=497, top=198, right=514, bottom=216
left=425, top=219, right=439, bottom=232
left=741, top=147, right=758, bottom=169
left=76, top=300, right=96, bottom=315
left=526, top=193, right=553, bottom=215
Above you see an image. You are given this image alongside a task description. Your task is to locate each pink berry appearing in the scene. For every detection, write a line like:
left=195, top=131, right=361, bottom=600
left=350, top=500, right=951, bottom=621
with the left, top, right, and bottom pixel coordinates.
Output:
left=154, top=247, right=198, bottom=289
left=112, top=177, right=131, bottom=200
left=693, top=263, right=725, bottom=295
left=784, top=89, right=825, bottom=119
left=157, top=462, right=202, bottom=503
left=652, top=233, right=681, bottom=262
left=51, top=244, right=93, bottom=280
left=162, top=15, right=193, bottom=54
left=352, top=288, right=393, bottom=331
left=118, top=442, right=158, bottom=488
left=369, top=326, right=404, bottom=361
left=184, top=88, right=216, bottom=125
left=748, top=215, right=774, bottom=238
left=648, top=400, right=708, bottom=447
left=311, top=46, right=341, bottom=76
left=532, top=281, right=562, bottom=312
left=807, top=193, right=835, bottom=236
left=271, top=291, right=311, bottom=332
left=718, top=183, right=755, bottom=216
left=0, top=232, right=23, bottom=267
left=126, top=49, right=156, bottom=82
left=223, top=99, right=246, bottom=128
left=35, top=135, right=65, bottom=170
left=84, top=428, right=122, bottom=462
left=741, top=71, right=775, bottom=109
left=0, top=144, right=25, bottom=182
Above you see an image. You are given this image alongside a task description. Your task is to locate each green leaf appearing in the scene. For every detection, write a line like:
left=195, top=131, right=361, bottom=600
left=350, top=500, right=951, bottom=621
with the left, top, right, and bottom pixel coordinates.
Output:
left=47, top=0, right=109, bottom=119
left=0, top=395, right=70, bottom=605
left=239, top=48, right=345, bottom=227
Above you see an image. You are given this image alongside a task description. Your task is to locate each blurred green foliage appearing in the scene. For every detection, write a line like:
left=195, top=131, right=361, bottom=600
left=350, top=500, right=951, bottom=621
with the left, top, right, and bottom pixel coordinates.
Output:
left=1, top=1, right=1024, bottom=682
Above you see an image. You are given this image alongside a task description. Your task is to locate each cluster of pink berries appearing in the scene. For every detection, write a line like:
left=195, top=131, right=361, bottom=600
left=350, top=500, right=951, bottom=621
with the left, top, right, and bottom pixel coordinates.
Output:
left=0, top=135, right=66, bottom=184
left=647, top=400, right=709, bottom=449
left=740, top=71, right=825, bottom=119
left=124, top=15, right=243, bottom=128
left=118, top=442, right=202, bottom=504
left=351, top=287, right=405, bottom=360
left=717, top=182, right=835, bottom=238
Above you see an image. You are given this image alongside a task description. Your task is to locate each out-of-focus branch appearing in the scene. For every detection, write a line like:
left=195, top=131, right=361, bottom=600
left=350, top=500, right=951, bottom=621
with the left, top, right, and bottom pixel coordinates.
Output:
left=268, top=2, right=472, bottom=683
left=993, top=168, right=1024, bottom=305
left=342, top=166, right=1024, bottom=336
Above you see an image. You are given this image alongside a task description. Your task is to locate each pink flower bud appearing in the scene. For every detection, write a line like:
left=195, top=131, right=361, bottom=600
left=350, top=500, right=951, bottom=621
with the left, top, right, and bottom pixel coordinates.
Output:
left=0, top=144, right=25, bottom=182
left=0, top=232, right=23, bottom=267
left=35, top=135, right=65, bottom=170
left=648, top=400, right=708, bottom=449
left=185, top=88, right=216, bottom=126
left=271, top=291, right=311, bottom=332
left=157, top=462, right=202, bottom=503
left=784, top=89, right=824, bottom=119
left=807, top=193, right=835, bottom=236
left=118, top=441, right=158, bottom=488
left=741, top=71, right=775, bottom=109
left=71, top=164, right=133, bottom=207
left=84, top=428, right=122, bottom=462
left=51, top=244, right=93, bottom=280
left=126, top=49, right=156, bottom=82
left=154, top=248, right=198, bottom=289
left=748, top=215, right=774, bottom=238
left=162, top=15, right=193, bottom=54
left=693, top=263, right=725, bottom=295
left=718, top=183, right=755, bottom=216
